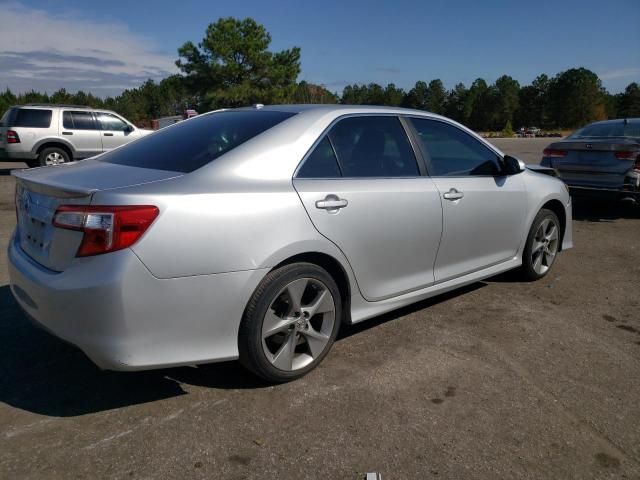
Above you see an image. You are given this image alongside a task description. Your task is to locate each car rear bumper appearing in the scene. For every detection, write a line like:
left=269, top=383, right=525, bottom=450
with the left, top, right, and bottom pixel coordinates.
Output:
left=0, top=147, right=37, bottom=161
left=8, top=235, right=268, bottom=371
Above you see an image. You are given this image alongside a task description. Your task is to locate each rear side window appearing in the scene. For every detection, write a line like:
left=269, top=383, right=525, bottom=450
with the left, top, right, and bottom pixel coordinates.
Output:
left=63, top=111, right=97, bottom=130
left=410, top=118, right=502, bottom=176
left=98, top=110, right=296, bottom=173
left=327, top=116, right=419, bottom=177
left=12, top=109, right=52, bottom=128
left=297, top=137, right=342, bottom=178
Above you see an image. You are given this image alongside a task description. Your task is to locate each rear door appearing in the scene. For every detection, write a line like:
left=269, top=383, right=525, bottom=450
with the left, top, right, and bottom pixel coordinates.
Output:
left=61, top=110, right=102, bottom=158
left=95, top=112, right=135, bottom=151
left=293, top=115, right=443, bottom=301
left=408, top=117, right=526, bottom=283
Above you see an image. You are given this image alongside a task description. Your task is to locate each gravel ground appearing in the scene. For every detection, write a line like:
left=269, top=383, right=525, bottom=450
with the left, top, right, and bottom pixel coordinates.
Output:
left=1, top=138, right=639, bottom=479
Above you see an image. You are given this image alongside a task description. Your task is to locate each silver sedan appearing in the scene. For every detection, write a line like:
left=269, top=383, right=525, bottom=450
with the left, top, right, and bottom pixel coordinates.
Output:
left=8, top=105, right=572, bottom=382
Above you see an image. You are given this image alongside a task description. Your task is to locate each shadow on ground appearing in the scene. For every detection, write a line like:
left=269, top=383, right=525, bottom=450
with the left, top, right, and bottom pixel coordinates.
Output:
left=0, top=281, right=486, bottom=417
left=571, top=196, right=640, bottom=222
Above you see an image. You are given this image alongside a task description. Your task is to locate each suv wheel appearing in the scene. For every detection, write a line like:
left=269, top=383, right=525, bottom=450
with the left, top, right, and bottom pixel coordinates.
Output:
left=38, top=147, right=70, bottom=166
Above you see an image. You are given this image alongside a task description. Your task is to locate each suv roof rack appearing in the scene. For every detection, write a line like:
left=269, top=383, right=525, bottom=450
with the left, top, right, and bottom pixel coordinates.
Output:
left=22, top=103, right=92, bottom=109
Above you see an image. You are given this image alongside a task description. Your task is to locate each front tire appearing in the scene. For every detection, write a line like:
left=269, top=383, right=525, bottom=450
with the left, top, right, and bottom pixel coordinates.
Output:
left=38, top=147, right=70, bottom=166
left=238, top=263, right=342, bottom=383
left=520, top=208, right=561, bottom=281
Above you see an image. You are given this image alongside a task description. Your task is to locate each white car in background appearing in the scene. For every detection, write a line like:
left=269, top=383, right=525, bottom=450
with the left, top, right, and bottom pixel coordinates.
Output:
left=0, top=104, right=152, bottom=167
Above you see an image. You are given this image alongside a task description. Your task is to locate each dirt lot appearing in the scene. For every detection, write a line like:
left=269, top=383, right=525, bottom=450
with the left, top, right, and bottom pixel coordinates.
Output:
left=1, top=139, right=639, bottom=479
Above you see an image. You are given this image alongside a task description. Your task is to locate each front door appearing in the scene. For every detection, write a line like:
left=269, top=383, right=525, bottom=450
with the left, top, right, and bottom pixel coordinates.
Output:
left=293, top=116, right=443, bottom=301
left=408, top=117, right=527, bottom=282
left=95, top=112, right=135, bottom=151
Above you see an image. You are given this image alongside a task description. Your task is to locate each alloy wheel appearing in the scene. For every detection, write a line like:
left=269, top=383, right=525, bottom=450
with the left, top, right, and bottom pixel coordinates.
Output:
left=261, top=277, right=335, bottom=371
left=531, top=218, right=559, bottom=275
left=45, top=151, right=65, bottom=165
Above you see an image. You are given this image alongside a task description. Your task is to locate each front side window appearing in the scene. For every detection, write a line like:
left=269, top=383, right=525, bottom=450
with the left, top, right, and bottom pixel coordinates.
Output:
left=327, top=116, right=419, bottom=178
left=98, top=110, right=296, bottom=173
left=96, top=113, right=129, bottom=131
left=297, top=136, right=342, bottom=178
left=13, top=109, right=52, bottom=128
left=63, top=111, right=97, bottom=130
left=410, top=118, right=502, bottom=176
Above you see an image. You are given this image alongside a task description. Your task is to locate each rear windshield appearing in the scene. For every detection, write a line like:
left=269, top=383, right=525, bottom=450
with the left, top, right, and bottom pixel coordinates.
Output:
left=98, top=110, right=295, bottom=173
left=570, top=121, right=640, bottom=139
left=12, top=108, right=52, bottom=128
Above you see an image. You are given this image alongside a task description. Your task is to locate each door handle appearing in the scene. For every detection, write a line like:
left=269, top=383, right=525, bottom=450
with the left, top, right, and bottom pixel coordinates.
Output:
left=103, top=133, right=114, bottom=136
left=62, top=131, right=73, bottom=135
left=315, top=195, right=348, bottom=211
left=443, top=188, right=464, bottom=201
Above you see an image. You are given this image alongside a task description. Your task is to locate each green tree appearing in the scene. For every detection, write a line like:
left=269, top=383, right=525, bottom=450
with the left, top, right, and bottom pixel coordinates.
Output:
left=493, top=75, right=520, bottom=129
left=292, top=81, right=337, bottom=104
left=425, top=79, right=447, bottom=114
left=616, top=82, right=640, bottom=117
left=403, top=81, right=429, bottom=110
left=547, top=68, right=607, bottom=128
left=445, top=83, right=472, bottom=124
left=383, top=83, right=405, bottom=106
left=176, top=17, right=301, bottom=110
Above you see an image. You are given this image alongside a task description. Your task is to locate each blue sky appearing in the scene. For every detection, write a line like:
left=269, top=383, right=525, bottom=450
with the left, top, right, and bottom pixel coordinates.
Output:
left=1, top=0, right=639, bottom=97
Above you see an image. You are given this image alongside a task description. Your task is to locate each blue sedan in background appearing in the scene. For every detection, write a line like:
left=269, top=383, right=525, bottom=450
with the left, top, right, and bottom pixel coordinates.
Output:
left=541, top=118, right=640, bottom=203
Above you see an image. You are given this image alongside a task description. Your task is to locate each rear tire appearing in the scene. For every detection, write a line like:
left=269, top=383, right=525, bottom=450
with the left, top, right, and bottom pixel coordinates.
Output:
left=238, top=262, right=342, bottom=383
left=520, top=208, right=561, bottom=281
left=38, top=147, right=70, bottom=166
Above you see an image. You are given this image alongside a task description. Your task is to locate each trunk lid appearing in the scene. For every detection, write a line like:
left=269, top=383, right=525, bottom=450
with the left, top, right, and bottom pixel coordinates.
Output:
left=546, top=139, right=639, bottom=189
left=13, top=159, right=182, bottom=271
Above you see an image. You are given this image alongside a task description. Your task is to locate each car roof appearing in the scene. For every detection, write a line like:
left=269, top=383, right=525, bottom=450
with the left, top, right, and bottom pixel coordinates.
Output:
left=232, top=103, right=438, bottom=116
left=16, top=104, right=93, bottom=110
left=585, top=117, right=640, bottom=126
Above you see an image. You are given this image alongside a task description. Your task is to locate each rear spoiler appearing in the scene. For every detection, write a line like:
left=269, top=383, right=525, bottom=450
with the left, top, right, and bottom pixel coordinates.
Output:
left=12, top=168, right=96, bottom=198
left=526, top=164, right=559, bottom=178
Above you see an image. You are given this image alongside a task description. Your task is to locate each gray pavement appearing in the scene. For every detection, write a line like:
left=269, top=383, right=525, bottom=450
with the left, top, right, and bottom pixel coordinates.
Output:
left=1, top=139, right=639, bottom=479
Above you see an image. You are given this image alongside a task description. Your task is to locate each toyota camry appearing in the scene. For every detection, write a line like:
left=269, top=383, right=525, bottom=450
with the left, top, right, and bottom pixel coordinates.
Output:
left=8, top=105, right=573, bottom=382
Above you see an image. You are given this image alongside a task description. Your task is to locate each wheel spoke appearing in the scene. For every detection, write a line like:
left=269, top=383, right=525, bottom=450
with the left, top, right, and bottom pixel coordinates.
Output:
left=262, top=310, right=293, bottom=339
left=532, top=239, right=545, bottom=254
left=271, top=330, right=297, bottom=370
left=532, top=250, right=543, bottom=272
left=300, top=328, right=329, bottom=358
left=286, top=278, right=307, bottom=314
left=545, top=225, right=558, bottom=241
left=303, top=289, right=333, bottom=318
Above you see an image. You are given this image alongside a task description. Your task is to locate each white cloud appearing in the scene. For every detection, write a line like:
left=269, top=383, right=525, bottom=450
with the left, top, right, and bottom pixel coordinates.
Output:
left=0, top=2, right=178, bottom=96
left=598, top=68, right=640, bottom=80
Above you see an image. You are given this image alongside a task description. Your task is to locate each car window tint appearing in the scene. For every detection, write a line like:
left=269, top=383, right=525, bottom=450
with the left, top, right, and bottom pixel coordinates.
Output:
left=98, top=110, right=296, bottom=173
left=410, top=118, right=502, bottom=176
left=571, top=121, right=640, bottom=139
left=13, top=109, right=52, bottom=128
left=327, top=116, right=419, bottom=177
left=0, top=109, right=11, bottom=126
left=297, top=136, right=342, bottom=178
left=97, top=113, right=129, bottom=131
left=63, top=111, right=96, bottom=130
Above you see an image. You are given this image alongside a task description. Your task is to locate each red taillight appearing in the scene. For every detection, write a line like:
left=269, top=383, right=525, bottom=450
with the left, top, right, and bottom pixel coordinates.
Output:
left=543, top=148, right=567, bottom=158
left=614, top=150, right=639, bottom=161
left=6, top=130, right=20, bottom=143
left=53, top=205, right=159, bottom=257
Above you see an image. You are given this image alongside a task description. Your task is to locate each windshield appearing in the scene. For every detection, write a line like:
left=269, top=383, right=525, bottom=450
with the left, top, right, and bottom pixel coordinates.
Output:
left=98, top=110, right=296, bottom=173
left=570, top=120, right=640, bottom=139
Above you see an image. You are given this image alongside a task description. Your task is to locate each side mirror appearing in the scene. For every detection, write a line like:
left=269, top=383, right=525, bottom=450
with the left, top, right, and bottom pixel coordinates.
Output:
left=125, top=124, right=134, bottom=133
left=503, top=155, right=526, bottom=175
